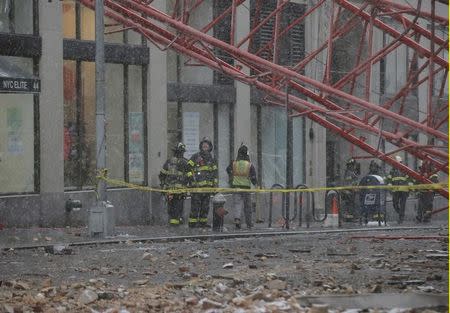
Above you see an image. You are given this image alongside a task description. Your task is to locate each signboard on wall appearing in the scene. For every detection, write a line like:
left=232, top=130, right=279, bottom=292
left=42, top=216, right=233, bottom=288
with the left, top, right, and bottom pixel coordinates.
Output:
left=183, top=112, right=200, bottom=159
left=129, top=112, right=144, bottom=183
left=0, top=77, right=40, bottom=93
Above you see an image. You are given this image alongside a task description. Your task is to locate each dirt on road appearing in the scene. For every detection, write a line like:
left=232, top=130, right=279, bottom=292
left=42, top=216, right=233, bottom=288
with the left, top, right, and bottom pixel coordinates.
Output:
left=0, top=226, right=448, bottom=312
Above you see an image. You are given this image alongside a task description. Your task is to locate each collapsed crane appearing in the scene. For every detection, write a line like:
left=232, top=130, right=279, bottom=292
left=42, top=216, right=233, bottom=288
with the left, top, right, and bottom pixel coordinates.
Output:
left=78, top=0, right=448, bottom=198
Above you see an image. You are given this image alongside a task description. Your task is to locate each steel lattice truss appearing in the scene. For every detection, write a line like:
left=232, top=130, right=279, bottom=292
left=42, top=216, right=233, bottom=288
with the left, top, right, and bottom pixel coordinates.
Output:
left=79, top=0, right=449, bottom=198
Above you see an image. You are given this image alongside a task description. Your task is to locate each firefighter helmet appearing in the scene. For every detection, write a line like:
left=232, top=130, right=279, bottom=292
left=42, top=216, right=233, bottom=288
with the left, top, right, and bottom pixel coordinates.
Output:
left=199, top=136, right=213, bottom=152
left=174, top=142, right=186, bottom=154
left=238, top=143, right=248, bottom=156
left=395, top=155, right=402, bottom=163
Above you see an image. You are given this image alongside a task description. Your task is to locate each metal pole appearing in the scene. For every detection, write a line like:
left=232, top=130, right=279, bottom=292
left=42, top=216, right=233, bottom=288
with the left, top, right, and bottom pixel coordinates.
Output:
left=96, top=0, right=107, bottom=202
left=285, top=85, right=292, bottom=230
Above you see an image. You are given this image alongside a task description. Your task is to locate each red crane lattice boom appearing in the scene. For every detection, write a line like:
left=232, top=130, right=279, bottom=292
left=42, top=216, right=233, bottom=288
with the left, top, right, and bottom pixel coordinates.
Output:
left=79, top=0, right=448, bottom=198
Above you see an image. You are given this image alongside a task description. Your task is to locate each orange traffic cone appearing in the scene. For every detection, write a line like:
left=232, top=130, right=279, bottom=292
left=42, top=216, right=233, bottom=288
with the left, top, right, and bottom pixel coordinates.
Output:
left=331, top=196, right=339, bottom=215
left=325, top=195, right=339, bottom=227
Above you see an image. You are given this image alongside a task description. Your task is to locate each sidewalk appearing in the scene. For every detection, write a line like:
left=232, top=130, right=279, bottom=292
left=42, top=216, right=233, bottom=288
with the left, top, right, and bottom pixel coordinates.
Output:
left=0, top=219, right=447, bottom=250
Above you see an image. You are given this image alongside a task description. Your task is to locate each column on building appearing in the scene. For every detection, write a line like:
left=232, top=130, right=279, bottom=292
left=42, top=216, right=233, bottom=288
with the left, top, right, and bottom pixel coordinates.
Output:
left=39, top=1, right=65, bottom=226
left=304, top=1, right=327, bottom=199
left=234, top=1, right=251, bottom=154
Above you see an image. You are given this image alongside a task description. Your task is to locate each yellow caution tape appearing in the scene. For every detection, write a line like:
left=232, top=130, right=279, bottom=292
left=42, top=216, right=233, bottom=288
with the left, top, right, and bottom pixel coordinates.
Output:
left=96, top=172, right=447, bottom=195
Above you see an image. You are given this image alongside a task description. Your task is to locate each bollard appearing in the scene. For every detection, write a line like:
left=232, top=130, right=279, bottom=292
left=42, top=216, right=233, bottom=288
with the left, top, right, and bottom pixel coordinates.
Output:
left=212, top=193, right=227, bottom=232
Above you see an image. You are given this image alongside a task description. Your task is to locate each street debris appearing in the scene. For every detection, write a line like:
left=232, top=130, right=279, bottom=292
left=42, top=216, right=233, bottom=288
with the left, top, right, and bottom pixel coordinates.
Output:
left=0, top=227, right=447, bottom=312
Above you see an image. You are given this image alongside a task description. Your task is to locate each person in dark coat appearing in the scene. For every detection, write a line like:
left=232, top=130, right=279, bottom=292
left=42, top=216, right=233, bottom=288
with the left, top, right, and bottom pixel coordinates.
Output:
left=159, top=142, right=190, bottom=225
left=187, top=137, right=218, bottom=228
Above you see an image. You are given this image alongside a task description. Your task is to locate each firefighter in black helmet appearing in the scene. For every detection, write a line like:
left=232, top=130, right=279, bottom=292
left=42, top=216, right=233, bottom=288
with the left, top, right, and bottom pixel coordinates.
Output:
left=341, top=158, right=360, bottom=221
left=416, top=161, right=439, bottom=223
left=159, top=142, right=191, bottom=226
left=386, top=155, right=410, bottom=224
left=187, top=137, right=218, bottom=228
left=226, top=144, right=257, bottom=229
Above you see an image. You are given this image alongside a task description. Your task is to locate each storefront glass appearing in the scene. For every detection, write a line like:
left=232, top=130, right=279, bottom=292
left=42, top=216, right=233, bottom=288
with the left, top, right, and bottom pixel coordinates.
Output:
left=0, top=93, right=34, bottom=193
left=0, top=0, right=33, bottom=34
left=0, top=56, right=35, bottom=194
left=128, top=65, right=145, bottom=184
left=64, top=61, right=145, bottom=189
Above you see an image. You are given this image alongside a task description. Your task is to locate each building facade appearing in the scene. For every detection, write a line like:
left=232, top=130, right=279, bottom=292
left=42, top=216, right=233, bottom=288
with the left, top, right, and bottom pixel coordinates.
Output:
left=0, top=0, right=446, bottom=227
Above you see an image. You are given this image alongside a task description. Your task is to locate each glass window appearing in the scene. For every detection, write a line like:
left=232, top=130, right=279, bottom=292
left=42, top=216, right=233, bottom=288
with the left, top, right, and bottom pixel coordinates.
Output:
left=80, top=62, right=97, bottom=189
left=63, top=61, right=96, bottom=190
left=256, top=104, right=304, bottom=188
left=128, top=65, right=145, bottom=184
left=104, top=16, right=124, bottom=44
left=106, top=63, right=124, bottom=181
left=62, top=1, right=76, bottom=39
left=182, top=103, right=214, bottom=160
left=217, top=103, right=230, bottom=187
left=292, top=116, right=305, bottom=186
left=63, top=2, right=144, bottom=44
left=0, top=56, right=35, bottom=194
left=64, top=61, right=146, bottom=189
left=79, top=4, right=123, bottom=43
left=250, top=104, right=259, bottom=174
left=80, top=5, right=95, bottom=41
left=0, top=93, right=35, bottom=193
left=63, top=60, right=79, bottom=188
left=0, top=0, right=33, bottom=34
left=167, top=101, right=181, bottom=155
left=261, top=106, right=287, bottom=188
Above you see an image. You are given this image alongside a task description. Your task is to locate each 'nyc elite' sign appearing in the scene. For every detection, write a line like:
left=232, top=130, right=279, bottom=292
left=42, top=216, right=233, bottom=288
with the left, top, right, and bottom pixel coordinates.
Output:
left=0, top=77, right=40, bottom=93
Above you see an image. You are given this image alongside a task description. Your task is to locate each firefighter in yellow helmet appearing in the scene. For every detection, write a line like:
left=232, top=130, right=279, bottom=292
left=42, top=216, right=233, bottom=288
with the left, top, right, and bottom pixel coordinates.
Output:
left=226, top=144, right=258, bottom=229
left=159, top=142, right=191, bottom=226
left=386, top=155, right=410, bottom=224
left=187, top=137, right=218, bottom=228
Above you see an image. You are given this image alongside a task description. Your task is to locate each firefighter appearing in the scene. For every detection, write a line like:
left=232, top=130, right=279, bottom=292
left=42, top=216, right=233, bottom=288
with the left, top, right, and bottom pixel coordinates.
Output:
left=159, top=142, right=191, bottom=226
left=386, top=156, right=410, bottom=224
left=226, top=144, right=258, bottom=229
left=416, top=161, right=439, bottom=223
left=368, top=160, right=382, bottom=175
left=187, top=137, right=218, bottom=228
left=341, top=158, right=360, bottom=221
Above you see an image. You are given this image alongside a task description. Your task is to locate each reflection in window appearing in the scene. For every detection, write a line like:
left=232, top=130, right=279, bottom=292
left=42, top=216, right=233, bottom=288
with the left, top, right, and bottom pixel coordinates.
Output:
left=128, top=65, right=145, bottom=184
left=62, top=1, right=76, bottom=39
left=261, top=106, right=287, bottom=188
left=63, top=61, right=96, bottom=189
left=0, top=56, right=35, bottom=194
left=0, top=0, right=33, bottom=34
left=0, top=94, right=34, bottom=193
left=63, top=61, right=146, bottom=189
left=106, top=63, right=124, bottom=181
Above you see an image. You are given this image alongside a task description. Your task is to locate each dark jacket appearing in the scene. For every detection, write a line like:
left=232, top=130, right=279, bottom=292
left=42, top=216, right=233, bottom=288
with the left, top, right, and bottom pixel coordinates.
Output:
left=159, top=156, right=190, bottom=189
left=188, top=151, right=218, bottom=187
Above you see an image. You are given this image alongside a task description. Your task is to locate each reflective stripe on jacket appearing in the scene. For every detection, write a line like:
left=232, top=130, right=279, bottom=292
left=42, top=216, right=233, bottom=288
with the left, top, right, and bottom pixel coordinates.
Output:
left=188, top=153, right=218, bottom=187
left=386, top=168, right=410, bottom=192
